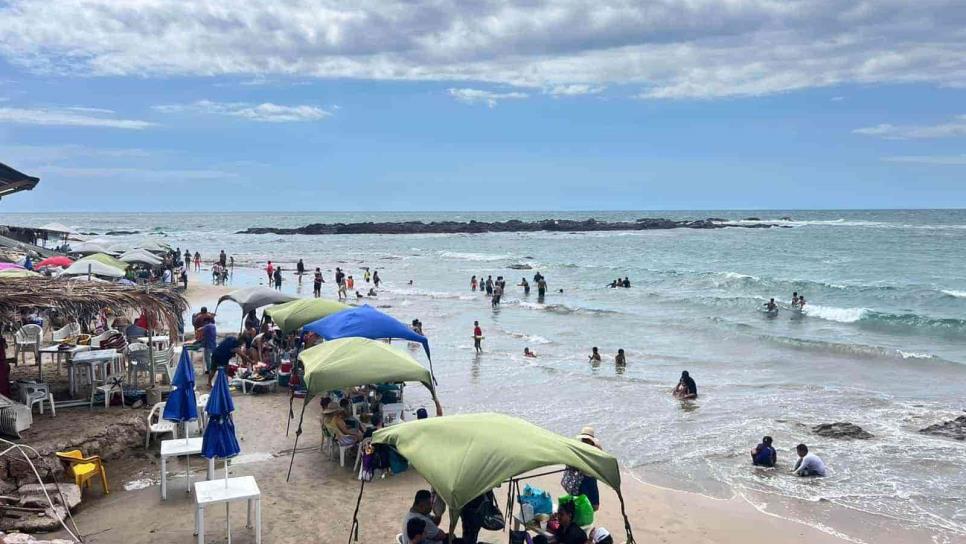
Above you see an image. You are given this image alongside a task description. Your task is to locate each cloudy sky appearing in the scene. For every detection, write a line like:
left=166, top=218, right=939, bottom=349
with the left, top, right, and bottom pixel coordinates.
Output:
left=0, top=0, right=964, bottom=211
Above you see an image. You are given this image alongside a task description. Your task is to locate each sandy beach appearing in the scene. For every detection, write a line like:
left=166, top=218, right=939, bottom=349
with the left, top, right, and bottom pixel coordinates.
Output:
left=20, top=276, right=936, bottom=544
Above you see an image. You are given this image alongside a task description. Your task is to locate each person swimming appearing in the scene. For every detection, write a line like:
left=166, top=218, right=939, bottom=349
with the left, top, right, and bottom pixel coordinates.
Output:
left=798, top=295, right=807, bottom=309
left=674, top=371, right=698, bottom=399
left=622, top=277, right=630, bottom=288
left=764, top=298, right=778, bottom=312
left=523, top=347, right=536, bottom=358
left=791, top=292, right=799, bottom=307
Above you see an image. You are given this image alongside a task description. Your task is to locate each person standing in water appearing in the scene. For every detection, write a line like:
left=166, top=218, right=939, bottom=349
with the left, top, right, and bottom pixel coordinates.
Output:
left=266, top=260, right=274, bottom=283
left=519, top=278, right=530, bottom=295
left=764, top=298, right=778, bottom=313
left=491, top=282, right=503, bottom=307
left=373, top=271, right=381, bottom=287
left=674, top=371, right=698, bottom=399
left=471, top=275, right=478, bottom=292
left=791, top=292, right=799, bottom=307
left=523, top=347, right=537, bottom=358
left=219, top=250, right=227, bottom=267
left=589, top=347, right=601, bottom=362
left=313, top=268, right=324, bottom=298
left=228, top=255, right=234, bottom=275
left=473, top=321, right=483, bottom=353
left=297, top=259, right=305, bottom=282
left=615, top=349, right=626, bottom=366
left=273, top=266, right=283, bottom=291
left=193, top=251, right=201, bottom=272
left=484, top=276, right=493, bottom=296
left=537, top=277, right=548, bottom=298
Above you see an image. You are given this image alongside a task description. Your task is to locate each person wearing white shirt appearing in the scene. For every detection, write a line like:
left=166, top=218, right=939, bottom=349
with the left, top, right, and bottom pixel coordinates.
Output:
left=792, top=443, right=827, bottom=477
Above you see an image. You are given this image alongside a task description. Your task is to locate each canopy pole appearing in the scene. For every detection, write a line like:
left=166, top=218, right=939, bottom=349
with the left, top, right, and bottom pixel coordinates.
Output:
left=447, top=515, right=458, bottom=544
left=616, top=487, right=637, bottom=544
left=346, top=478, right=366, bottom=544
left=285, top=397, right=310, bottom=482
left=285, top=392, right=295, bottom=437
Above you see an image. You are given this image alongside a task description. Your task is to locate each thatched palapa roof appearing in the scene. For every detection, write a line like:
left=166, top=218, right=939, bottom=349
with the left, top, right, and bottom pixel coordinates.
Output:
left=0, top=277, right=187, bottom=334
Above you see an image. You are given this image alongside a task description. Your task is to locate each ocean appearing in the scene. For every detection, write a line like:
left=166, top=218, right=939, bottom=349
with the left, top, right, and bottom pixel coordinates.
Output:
left=5, top=209, right=965, bottom=542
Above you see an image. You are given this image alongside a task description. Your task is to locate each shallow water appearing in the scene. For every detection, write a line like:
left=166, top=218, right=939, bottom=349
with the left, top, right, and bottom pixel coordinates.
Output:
left=5, top=209, right=966, bottom=541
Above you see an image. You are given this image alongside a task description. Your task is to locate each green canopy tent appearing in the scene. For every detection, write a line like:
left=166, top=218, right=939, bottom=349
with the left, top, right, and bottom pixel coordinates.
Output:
left=263, top=298, right=349, bottom=334
left=361, top=413, right=637, bottom=544
left=77, top=252, right=128, bottom=272
left=285, top=338, right=442, bottom=480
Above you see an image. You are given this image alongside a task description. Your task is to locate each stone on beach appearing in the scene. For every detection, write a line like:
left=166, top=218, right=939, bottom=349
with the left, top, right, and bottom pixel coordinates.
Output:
left=919, top=415, right=966, bottom=440
left=811, top=422, right=874, bottom=439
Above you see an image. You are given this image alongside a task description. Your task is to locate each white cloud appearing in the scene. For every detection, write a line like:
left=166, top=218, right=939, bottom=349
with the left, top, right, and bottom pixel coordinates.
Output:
left=447, top=88, right=528, bottom=108
left=854, top=115, right=966, bottom=139
left=0, top=1, right=964, bottom=99
left=882, top=154, right=966, bottom=165
left=0, top=106, right=154, bottom=129
left=37, top=165, right=238, bottom=180
left=545, top=84, right=605, bottom=97
left=154, top=100, right=331, bottom=122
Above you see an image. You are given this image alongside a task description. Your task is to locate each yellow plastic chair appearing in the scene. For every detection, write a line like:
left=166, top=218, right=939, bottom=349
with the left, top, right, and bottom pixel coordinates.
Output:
left=55, top=449, right=109, bottom=495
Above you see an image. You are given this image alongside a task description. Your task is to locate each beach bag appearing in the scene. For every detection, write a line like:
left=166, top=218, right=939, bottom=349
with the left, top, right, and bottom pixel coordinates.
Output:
left=561, top=467, right=585, bottom=495
left=477, top=491, right=505, bottom=531
left=558, top=494, right=594, bottom=527
left=388, top=448, right=409, bottom=474
left=519, top=484, right=553, bottom=516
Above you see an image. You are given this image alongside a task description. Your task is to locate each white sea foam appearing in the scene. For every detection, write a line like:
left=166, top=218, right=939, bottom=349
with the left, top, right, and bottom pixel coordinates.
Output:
left=438, top=251, right=510, bottom=261
left=805, top=304, right=869, bottom=323
left=897, top=350, right=935, bottom=360
left=941, top=289, right=966, bottom=299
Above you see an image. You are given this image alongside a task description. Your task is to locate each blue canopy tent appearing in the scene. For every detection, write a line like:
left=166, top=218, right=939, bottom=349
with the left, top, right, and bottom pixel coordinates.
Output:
left=302, top=304, right=436, bottom=384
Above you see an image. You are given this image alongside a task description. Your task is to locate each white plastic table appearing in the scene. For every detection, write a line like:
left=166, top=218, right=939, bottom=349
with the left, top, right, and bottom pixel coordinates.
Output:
left=160, top=437, right=215, bottom=500
left=38, top=344, right=90, bottom=381
left=194, top=476, right=261, bottom=544
left=68, top=349, right=119, bottom=397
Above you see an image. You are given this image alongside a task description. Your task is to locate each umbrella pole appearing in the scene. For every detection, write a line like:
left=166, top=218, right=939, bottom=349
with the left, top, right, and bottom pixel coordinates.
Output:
left=616, top=488, right=637, bottom=544
left=285, top=398, right=310, bottom=482
left=285, top=393, right=294, bottom=437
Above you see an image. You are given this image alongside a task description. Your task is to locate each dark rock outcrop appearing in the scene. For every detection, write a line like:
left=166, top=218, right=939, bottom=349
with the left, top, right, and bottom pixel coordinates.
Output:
left=919, top=415, right=966, bottom=440
left=507, top=264, right=533, bottom=270
left=105, top=230, right=139, bottom=235
left=238, top=217, right=779, bottom=236
left=812, top=422, right=873, bottom=439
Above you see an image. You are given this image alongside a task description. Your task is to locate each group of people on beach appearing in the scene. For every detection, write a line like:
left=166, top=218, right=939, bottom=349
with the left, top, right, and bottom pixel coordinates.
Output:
left=401, top=426, right=613, bottom=544
left=471, top=272, right=551, bottom=307
left=751, top=437, right=827, bottom=477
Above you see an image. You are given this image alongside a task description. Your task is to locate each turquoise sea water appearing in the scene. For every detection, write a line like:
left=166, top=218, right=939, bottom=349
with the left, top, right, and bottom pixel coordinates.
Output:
left=4, top=209, right=965, bottom=542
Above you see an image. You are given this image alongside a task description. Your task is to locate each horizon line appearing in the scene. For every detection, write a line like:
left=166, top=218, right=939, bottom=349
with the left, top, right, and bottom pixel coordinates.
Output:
left=2, top=207, right=965, bottom=215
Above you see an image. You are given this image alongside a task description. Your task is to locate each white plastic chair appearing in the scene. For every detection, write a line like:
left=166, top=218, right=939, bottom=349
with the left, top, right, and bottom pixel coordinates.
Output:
left=17, top=381, right=55, bottom=417
left=13, top=324, right=43, bottom=366
left=51, top=322, right=81, bottom=342
left=152, top=347, right=174, bottom=385
left=395, top=534, right=403, bottom=544
left=145, top=401, right=177, bottom=448
left=91, top=376, right=124, bottom=411
left=125, top=343, right=152, bottom=389
left=196, top=393, right=209, bottom=432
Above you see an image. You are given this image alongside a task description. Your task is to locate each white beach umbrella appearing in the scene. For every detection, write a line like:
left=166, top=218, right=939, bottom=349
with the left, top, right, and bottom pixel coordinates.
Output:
left=119, top=249, right=162, bottom=266
left=70, top=241, right=111, bottom=255
left=39, top=222, right=75, bottom=234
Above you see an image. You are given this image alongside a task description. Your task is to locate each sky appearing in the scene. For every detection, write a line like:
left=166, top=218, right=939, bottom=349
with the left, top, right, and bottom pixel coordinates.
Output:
left=0, top=0, right=964, bottom=212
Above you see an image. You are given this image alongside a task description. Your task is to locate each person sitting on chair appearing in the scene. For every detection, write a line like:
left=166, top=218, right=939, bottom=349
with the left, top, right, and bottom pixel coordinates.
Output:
left=402, top=490, right=448, bottom=544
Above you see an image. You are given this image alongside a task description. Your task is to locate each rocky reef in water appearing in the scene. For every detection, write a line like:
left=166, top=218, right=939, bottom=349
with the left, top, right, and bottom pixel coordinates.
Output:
left=238, top=218, right=784, bottom=235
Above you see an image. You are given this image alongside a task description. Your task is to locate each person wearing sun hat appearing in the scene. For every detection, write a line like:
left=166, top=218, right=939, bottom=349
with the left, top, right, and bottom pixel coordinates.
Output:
left=575, top=426, right=602, bottom=511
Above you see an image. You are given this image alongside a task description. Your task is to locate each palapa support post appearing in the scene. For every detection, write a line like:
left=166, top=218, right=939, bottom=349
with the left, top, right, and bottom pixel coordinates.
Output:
left=346, top=479, right=366, bottom=544
left=285, top=397, right=311, bottom=482
left=285, top=392, right=294, bottom=437
left=447, top=515, right=458, bottom=544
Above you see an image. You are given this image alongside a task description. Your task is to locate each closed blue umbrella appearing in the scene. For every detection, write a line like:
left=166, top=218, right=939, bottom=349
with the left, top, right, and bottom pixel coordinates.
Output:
left=163, top=349, right=198, bottom=423
left=201, top=367, right=241, bottom=541
left=162, top=349, right=199, bottom=494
